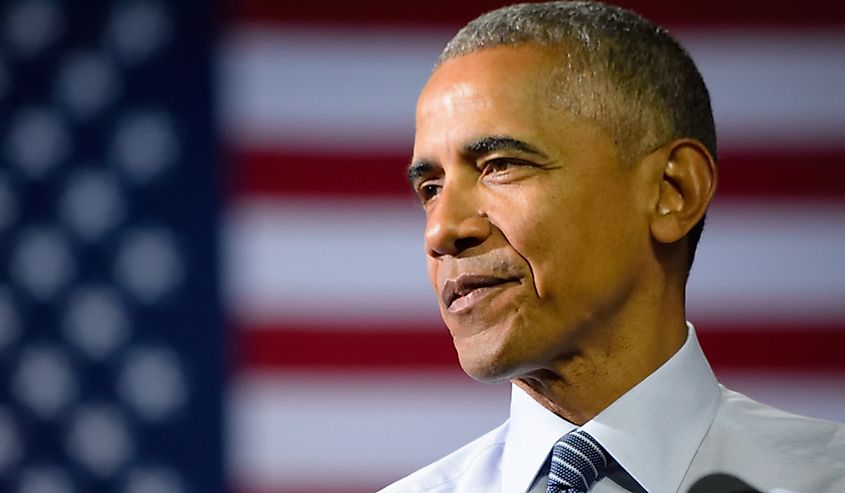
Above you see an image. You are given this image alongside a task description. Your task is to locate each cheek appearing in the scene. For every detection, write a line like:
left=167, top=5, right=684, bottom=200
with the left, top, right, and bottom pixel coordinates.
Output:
left=502, top=200, right=601, bottom=298
left=485, top=186, right=553, bottom=245
left=496, top=213, right=565, bottom=298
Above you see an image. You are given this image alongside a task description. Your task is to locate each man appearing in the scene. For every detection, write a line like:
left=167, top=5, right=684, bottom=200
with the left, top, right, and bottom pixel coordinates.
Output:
left=380, top=2, right=845, bottom=492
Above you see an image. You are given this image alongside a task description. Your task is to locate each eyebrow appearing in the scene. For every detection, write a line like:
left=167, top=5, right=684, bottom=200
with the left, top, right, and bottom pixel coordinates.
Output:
left=407, top=135, right=547, bottom=186
left=463, top=135, right=547, bottom=158
left=407, top=159, right=438, bottom=187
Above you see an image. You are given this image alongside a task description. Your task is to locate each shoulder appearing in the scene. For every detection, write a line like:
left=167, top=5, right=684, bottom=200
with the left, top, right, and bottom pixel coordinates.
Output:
left=378, top=422, right=508, bottom=493
left=716, top=385, right=845, bottom=465
left=689, top=385, right=845, bottom=491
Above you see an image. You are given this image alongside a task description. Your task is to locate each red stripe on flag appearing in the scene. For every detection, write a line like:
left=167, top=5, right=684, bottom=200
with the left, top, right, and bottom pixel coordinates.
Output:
left=228, top=0, right=845, bottom=27
left=235, top=325, right=456, bottom=371
left=224, top=149, right=415, bottom=199
left=717, top=150, right=845, bottom=199
left=227, top=148, right=845, bottom=199
left=698, top=329, right=845, bottom=371
left=236, top=324, right=845, bottom=371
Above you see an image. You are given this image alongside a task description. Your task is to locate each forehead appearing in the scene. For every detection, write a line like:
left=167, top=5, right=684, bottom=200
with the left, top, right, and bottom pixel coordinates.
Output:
left=415, top=46, right=567, bottom=161
left=414, top=45, right=612, bottom=162
left=417, top=45, right=559, bottom=126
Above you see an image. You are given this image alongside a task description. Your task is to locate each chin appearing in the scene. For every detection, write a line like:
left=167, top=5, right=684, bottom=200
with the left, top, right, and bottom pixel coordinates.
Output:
left=447, top=315, right=534, bottom=383
left=454, top=340, right=527, bottom=384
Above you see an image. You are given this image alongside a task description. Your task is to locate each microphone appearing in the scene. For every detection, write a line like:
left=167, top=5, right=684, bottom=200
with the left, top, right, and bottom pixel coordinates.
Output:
left=687, top=473, right=762, bottom=493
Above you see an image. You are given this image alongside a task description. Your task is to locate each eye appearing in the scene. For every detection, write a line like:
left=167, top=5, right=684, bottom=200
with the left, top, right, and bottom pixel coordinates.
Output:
left=481, top=158, right=531, bottom=175
left=416, top=181, right=441, bottom=203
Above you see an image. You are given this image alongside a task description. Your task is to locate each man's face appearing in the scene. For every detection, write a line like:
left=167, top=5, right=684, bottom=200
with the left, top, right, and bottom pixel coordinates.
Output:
left=410, top=45, right=655, bottom=382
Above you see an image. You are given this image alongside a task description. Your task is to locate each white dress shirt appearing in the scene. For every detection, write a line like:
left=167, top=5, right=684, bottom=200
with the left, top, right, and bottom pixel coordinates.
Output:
left=379, top=324, right=845, bottom=492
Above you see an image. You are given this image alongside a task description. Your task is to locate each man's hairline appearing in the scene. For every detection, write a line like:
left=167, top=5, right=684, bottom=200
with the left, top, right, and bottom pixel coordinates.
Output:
left=434, top=40, right=670, bottom=167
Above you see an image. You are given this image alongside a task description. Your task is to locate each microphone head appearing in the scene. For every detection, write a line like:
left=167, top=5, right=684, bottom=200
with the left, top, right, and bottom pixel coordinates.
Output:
left=687, top=473, right=762, bottom=493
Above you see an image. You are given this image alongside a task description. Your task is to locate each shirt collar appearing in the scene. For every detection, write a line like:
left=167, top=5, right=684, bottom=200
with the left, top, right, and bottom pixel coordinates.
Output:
left=503, top=380, right=576, bottom=493
left=502, top=322, right=721, bottom=493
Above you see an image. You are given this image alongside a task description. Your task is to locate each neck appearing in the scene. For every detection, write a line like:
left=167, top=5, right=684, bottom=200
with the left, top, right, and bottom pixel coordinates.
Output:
left=513, top=282, right=688, bottom=425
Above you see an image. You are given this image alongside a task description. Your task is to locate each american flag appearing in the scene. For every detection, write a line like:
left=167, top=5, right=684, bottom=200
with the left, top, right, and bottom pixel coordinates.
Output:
left=3, top=1, right=845, bottom=493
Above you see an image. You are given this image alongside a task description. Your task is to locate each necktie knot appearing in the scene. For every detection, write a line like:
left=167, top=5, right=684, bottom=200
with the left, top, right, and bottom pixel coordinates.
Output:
left=546, top=429, right=609, bottom=493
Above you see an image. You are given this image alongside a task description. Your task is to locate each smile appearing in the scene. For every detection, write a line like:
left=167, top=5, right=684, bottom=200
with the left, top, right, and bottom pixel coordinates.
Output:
left=441, top=274, right=521, bottom=313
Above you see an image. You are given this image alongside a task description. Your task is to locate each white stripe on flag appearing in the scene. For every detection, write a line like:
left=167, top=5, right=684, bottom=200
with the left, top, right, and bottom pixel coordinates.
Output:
left=218, top=25, right=451, bottom=152
left=679, top=29, right=845, bottom=149
left=227, top=371, right=509, bottom=491
left=687, top=199, right=845, bottom=325
left=222, top=197, right=438, bottom=327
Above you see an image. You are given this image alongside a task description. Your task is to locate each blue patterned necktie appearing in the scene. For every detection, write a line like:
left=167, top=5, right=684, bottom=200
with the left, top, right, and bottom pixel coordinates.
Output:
left=546, top=429, right=609, bottom=493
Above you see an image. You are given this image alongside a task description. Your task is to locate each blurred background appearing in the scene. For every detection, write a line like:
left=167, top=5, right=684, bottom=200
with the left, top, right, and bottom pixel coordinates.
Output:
left=0, top=0, right=843, bottom=492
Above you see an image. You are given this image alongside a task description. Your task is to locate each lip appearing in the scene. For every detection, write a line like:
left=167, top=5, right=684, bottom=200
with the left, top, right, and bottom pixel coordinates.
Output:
left=441, top=274, right=520, bottom=312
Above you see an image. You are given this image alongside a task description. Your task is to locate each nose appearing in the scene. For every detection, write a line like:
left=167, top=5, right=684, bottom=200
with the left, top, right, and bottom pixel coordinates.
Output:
left=424, top=181, right=491, bottom=257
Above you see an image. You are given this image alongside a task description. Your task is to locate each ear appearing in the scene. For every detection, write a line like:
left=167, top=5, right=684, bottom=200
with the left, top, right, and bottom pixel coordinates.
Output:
left=649, top=139, right=717, bottom=244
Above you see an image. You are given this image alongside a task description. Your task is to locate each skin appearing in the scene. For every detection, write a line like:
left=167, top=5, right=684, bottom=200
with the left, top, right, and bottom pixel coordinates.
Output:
left=409, top=44, right=716, bottom=424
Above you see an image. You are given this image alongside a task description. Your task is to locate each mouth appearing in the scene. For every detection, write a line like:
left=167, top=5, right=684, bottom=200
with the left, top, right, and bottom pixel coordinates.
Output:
left=441, top=274, right=521, bottom=312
